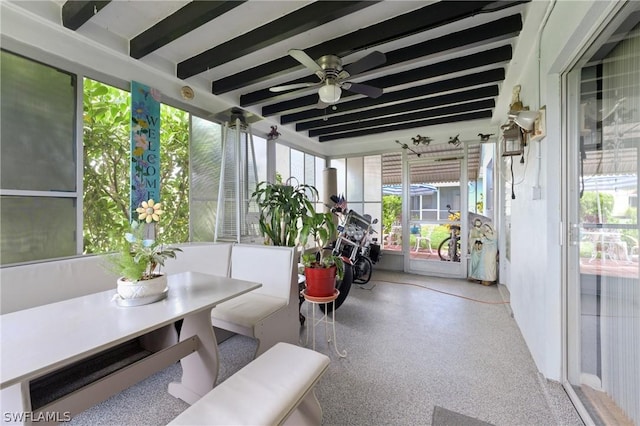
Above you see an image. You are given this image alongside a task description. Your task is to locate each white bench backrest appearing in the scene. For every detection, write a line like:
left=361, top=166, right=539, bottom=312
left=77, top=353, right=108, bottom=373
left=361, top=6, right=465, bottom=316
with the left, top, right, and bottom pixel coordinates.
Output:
left=162, top=243, right=232, bottom=277
left=0, top=255, right=118, bottom=314
left=0, top=243, right=233, bottom=315
left=230, top=244, right=296, bottom=301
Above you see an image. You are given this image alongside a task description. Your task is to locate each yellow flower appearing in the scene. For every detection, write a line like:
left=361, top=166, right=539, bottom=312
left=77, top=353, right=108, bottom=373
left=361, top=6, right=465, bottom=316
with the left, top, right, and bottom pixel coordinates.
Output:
left=136, top=199, right=163, bottom=223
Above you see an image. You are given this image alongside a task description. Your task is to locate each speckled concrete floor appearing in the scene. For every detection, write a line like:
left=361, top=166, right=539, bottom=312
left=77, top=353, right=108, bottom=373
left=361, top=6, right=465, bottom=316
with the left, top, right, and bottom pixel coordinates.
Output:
left=69, top=270, right=584, bottom=425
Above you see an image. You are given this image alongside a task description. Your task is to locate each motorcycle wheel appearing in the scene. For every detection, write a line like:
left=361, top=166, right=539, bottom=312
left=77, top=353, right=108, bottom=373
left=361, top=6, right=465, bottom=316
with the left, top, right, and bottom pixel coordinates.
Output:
left=352, top=256, right=373, bottom=285
left=320, top=262, right=353, bottom=314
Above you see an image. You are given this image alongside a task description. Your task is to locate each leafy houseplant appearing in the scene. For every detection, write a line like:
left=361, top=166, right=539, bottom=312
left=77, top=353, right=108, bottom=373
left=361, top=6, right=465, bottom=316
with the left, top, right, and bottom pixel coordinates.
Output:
left=251, top=180, right=318, bottom=247
left=300, top=209, right=344, bottom=297
left=109, top=199, right=182, bottom=299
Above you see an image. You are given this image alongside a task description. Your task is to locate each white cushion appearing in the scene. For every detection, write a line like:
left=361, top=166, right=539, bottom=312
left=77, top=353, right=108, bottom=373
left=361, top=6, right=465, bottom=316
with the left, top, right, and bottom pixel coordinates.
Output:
left=169, top=342, right=330, bottom=426
left=211, top=293, right=287, bottom=329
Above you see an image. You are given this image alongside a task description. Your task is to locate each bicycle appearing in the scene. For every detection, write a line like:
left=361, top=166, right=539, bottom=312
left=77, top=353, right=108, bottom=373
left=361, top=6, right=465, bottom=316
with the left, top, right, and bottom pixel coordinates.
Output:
left=438, top=205, right=462, bottom=262
left=438, top=225, right=461, bottom=261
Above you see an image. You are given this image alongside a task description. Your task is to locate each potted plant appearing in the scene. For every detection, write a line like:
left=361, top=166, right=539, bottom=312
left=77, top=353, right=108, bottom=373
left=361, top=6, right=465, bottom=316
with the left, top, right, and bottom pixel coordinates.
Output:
left=300, top=209, right=344, bottom=297
left=108, top=199, right=182, bottom=300
left=251, top=179, right=317, bottom=247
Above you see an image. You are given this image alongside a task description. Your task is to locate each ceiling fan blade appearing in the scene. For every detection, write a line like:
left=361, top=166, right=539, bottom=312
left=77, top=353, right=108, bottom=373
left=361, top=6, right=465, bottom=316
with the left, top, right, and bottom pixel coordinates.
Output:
left=269, top=82, right=321, bottom=92
left=342, top=82, right=383, bottom=99
left=343, top=51, right=386, bottom=76
left=289, top=49, right=324, bottom=77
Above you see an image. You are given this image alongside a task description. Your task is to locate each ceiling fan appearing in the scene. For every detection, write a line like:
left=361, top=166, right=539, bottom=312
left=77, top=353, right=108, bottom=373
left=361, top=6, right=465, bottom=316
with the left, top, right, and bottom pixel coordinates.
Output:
left=269, top=49, right=386, bottom=107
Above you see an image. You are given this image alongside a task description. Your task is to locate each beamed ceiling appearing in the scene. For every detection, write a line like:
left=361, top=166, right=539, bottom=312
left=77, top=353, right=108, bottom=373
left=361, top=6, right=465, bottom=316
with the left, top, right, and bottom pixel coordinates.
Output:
left=48, top=1, right=532, bottom=148
left=9, top=0, right=542, bottom=183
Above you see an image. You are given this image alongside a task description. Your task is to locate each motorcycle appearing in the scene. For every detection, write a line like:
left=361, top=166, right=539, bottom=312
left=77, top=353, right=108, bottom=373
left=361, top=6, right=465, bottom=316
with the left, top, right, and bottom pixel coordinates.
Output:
left=321, top=195, right=380, bottom=312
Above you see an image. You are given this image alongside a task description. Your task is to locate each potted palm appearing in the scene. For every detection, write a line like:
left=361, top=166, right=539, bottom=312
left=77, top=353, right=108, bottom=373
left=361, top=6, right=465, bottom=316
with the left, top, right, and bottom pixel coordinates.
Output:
left=251, top=179, right=317, bottom=247
left=108, top=199, right=182, bottom=301
left=300, top=209, right=344, bottom=297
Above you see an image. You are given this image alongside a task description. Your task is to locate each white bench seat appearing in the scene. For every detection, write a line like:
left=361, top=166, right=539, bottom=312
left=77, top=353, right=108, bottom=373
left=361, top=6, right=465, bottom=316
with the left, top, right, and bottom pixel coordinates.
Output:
left=212, top=244, right=299, bottom=358
left=168, top=342, right=330, bottom=426
left=211, top=292, right=287, bottom=331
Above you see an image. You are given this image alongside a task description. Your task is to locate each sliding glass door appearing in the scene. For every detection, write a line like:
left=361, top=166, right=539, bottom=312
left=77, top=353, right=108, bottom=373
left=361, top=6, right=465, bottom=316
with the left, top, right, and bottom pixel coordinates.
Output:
left=566, top=5, right=640, bottom=424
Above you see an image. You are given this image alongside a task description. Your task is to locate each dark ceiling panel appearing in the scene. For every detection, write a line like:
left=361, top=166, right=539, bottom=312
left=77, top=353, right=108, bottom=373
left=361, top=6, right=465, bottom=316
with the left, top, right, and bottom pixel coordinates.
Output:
left=62, top=1, right=111, bottom=30
left=280, top=68, right=506, bottom=124
left=318, top=110, right=493, bottom=142
left=61, top=0, right=529, bottom=145
left=240, top=14, right=522, bottom=107
left=308, top=99, right=495, bottom=137
left=297, top=87, right=499, bottom=131
left=361, top=45, right=512, bottom=93
left=265, top=47, right=510, bottom=116
left=212, top=0, right=500, bottom=94
left=178, top=1, right=376, bottom=79
left=262, top=46, right=511, bottom=117
left=130, top=1, right=246, bottom=59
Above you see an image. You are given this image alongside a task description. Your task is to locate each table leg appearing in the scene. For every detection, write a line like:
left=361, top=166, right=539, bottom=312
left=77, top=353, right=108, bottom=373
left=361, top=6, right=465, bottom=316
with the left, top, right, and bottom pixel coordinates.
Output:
left=1, top=382, right=32, bottom=424
left=168, top=309, right=219, bottom=405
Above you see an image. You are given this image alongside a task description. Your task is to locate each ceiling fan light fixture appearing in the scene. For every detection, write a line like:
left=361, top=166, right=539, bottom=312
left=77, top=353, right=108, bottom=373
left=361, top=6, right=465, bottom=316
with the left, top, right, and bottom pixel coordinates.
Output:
left=318, top=84, right=341, bottom=104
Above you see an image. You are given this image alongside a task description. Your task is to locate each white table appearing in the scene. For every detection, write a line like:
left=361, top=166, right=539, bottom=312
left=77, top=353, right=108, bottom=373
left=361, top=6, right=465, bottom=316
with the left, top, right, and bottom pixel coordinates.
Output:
left=0, top=271, right=261, bottom=424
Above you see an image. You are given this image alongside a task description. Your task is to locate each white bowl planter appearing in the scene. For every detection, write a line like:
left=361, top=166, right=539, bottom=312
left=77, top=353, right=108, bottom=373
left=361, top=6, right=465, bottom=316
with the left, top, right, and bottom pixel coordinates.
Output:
left=117, top=273, right=167, bottom=300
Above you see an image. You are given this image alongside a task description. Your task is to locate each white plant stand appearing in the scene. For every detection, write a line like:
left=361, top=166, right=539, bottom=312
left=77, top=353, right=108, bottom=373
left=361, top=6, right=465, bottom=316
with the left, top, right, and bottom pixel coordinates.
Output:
left=302, top=289, right=347, bottom=358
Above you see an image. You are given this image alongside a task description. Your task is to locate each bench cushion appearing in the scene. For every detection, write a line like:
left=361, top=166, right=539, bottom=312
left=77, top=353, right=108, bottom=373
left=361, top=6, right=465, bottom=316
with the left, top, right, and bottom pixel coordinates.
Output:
left=169, top=342, right=330, bottom=426
left=212, top=293, right=287, bottom=329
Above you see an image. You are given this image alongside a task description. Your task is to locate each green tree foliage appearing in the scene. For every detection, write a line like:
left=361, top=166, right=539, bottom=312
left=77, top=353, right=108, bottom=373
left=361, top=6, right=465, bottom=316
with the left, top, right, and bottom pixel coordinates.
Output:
left=382, top=195, right=402, bottom=234
left=475, top=193, right=484, bottom=213
left=157, top=103, right=189, bottom=243
left=580, top=191, right=614, bottom=223
left=83, top=79, right=189, bottom=254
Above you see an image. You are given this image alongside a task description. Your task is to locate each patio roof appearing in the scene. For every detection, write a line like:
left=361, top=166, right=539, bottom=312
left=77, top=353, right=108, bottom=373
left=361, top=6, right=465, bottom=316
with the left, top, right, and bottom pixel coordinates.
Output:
left=383, top=184, right=437, bottom=196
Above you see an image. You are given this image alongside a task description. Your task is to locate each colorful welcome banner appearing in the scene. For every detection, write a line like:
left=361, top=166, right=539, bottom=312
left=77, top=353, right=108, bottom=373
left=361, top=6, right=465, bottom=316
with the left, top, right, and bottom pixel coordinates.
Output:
left=130, top=81, right=161, bottom=220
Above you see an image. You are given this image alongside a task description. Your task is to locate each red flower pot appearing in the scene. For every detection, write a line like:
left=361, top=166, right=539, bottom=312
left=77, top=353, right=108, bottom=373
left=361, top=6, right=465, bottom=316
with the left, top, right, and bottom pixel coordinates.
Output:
left=304, top=265, right=337, bottom=297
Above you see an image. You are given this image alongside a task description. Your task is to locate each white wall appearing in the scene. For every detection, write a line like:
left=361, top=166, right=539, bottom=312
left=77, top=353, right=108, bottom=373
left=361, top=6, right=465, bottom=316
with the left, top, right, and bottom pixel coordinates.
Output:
left=503, top=0, right=623, bottom=380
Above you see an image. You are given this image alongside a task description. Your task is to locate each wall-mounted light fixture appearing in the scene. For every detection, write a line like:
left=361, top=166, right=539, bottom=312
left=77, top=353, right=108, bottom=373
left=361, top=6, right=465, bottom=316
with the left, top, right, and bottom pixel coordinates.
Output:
left=501, top=121, right=524, bottom=157
left=501, top=108, right=541, bottom=157
left=180, top=85, right=194, bottom=100
left=512, top=110, right=539, bottom=132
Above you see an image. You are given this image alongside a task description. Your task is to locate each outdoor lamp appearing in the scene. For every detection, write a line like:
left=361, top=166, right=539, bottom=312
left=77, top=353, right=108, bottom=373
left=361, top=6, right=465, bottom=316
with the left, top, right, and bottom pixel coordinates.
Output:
left=501, top=121, right=524, bottom=157
left=513, top=110, right=539, bottom=132
left=318, top=83, right=341, bottom=104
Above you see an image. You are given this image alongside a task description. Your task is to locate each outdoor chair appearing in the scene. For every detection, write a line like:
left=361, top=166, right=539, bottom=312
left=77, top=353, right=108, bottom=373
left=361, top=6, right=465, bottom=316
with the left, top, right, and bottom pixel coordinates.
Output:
left=414, top=225, right=434, bottom=253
